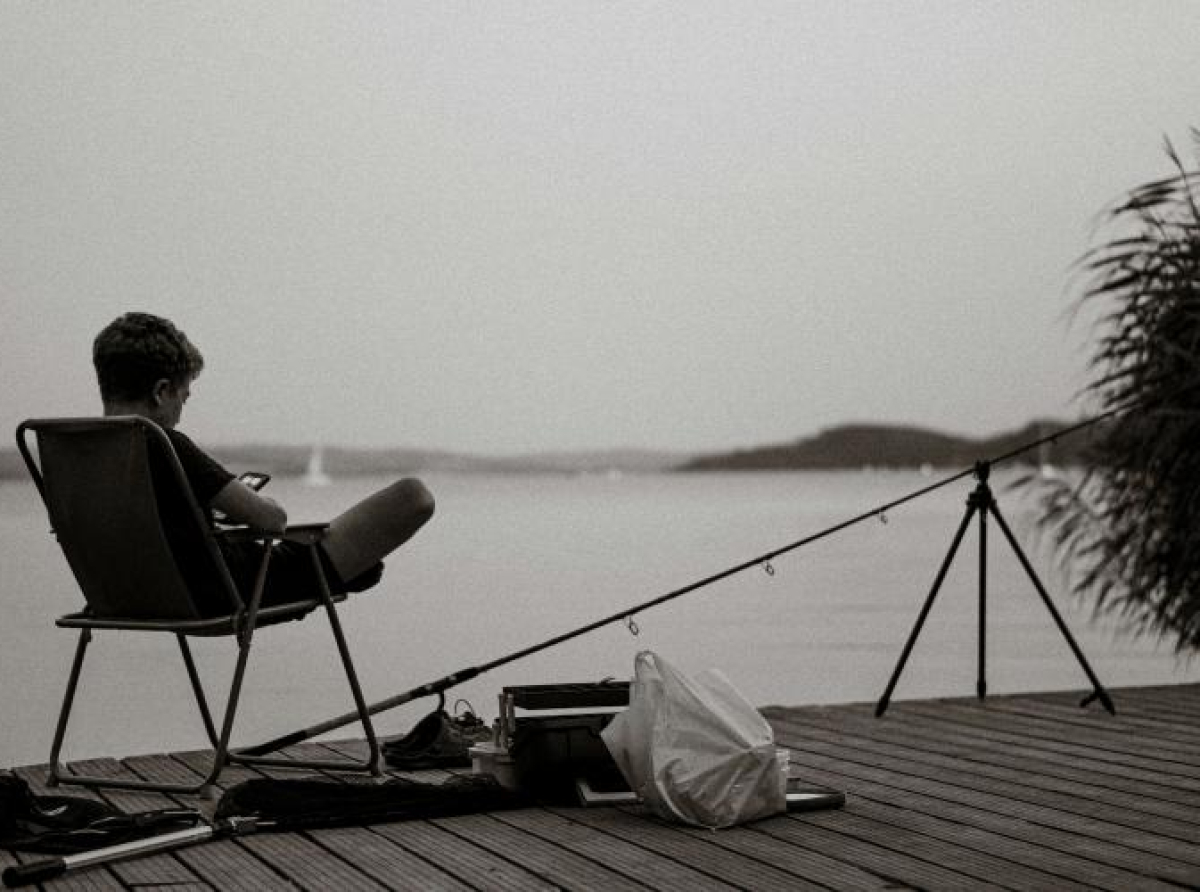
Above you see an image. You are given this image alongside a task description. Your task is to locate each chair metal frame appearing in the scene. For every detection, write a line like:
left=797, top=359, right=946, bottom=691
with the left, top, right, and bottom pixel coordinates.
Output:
left=17, top=416, right=383, bottom=797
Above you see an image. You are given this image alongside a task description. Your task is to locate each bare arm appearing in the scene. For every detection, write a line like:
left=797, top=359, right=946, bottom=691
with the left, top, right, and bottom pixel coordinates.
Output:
left=211, top=479, right=288, bottom=533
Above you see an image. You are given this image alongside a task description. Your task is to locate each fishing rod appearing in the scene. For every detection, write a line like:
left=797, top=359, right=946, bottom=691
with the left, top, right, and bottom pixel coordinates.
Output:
left=3, top=822, right=228, bottom=888
left=242, top=409, right=1119, bottom=758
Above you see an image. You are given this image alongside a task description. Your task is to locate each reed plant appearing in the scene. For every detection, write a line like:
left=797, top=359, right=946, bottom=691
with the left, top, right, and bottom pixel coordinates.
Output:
left=1033, top=133, right=1200, bottom=653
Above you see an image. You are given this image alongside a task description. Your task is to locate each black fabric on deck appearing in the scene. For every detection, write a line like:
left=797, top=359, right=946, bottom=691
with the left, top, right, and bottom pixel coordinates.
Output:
left=0, top=775, right=201, bottom=854
left=214, top=774, right=529, bottom=830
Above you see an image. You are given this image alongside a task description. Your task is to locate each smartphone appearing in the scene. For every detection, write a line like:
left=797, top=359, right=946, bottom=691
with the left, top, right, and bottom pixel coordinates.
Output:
left=238, top=471, right=271, bottom=491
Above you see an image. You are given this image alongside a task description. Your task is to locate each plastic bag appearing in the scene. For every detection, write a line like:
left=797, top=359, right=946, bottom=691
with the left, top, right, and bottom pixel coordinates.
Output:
left=601, top=650, right=788, bottom=828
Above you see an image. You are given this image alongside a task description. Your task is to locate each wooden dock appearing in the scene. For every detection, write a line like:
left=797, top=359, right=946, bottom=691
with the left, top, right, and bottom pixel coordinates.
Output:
left=4, top=682, right=1198, bottom=890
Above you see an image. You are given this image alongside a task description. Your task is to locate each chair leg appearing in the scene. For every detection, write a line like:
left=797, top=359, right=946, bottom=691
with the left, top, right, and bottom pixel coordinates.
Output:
left=178, top=634, right=220, bottom=748
left=231, top=545, right=383, bottom=776
left=197, top=625, right=258, bottom=794
left=45, top=628, right=259, bottom=797
left=46, top=629, right=91, bottom=787
left=319, top=585, right=384, bottom=776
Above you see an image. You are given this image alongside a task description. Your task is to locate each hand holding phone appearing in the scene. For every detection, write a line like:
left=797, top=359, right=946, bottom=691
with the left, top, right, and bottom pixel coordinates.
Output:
left=238, top=471, right=271, bottom=491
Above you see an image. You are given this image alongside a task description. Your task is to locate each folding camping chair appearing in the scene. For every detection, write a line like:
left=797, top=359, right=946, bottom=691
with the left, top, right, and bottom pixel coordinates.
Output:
left=15, top=416, right=383, bottom=797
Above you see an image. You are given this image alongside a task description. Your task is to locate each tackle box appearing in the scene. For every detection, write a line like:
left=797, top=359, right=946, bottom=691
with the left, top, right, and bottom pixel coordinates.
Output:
left=487, top=681, right=631, bottom=804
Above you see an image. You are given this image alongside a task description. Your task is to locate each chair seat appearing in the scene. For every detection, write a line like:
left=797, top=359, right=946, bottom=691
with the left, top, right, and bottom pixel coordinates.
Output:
left=55, top=594, right=347, bottom=636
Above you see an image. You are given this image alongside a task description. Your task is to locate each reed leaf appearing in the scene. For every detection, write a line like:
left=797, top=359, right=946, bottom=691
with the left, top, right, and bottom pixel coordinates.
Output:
left=1030, top=135, right=1200, bottom=653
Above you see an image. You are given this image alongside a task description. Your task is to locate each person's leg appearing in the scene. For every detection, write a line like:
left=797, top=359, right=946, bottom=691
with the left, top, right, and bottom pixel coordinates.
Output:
left=320, top=477, right=435, bottom=583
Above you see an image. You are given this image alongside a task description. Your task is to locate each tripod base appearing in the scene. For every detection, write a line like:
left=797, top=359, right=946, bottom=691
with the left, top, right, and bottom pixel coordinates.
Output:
left=875, top=463, right=1115, bottom=718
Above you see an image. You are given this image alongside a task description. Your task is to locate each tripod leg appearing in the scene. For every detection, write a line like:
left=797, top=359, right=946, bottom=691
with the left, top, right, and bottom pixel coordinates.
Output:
left=977, top=502, right=987, bottom=700
left=987, top=502, right=1116, bottom=715
left=876, top=503, right=976, bottom=717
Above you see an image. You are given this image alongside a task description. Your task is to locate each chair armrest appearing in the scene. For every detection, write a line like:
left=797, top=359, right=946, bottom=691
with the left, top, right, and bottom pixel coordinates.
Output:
left=277, top=522, right=331, bottom=545
left=214, top=525, right=267, bottom=542
left=216, top=522, right=329, bottom=545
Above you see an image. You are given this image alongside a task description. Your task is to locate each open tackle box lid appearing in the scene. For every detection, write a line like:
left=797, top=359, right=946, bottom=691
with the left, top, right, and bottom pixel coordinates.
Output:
left=475, top=680, right=843, bottom=813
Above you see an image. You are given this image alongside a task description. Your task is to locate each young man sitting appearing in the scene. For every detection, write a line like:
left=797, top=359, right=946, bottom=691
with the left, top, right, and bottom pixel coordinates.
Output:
left=92, top=311, right=435, bottom=608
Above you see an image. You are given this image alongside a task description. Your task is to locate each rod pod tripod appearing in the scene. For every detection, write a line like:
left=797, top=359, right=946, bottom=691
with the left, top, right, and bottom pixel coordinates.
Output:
left=875, top=461, right=1115, bottom=717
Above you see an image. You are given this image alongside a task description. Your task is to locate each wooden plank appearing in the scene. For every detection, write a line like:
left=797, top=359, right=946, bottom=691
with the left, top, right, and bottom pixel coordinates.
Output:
left=429, top=812, right=652, bottom=891
left=774, top=711, right=1199, bottom=843
left=820, top=703, right=1200, bottom=799
left=796, top=700, right=1200, bottom=802
left=494, top=807, right=744, bottom=892
left=773, top=721, right=1200, bottom=860
left=370, top=818, right=559, bottom=891
left=871, top=701, right=1200, bottom=788
left=889, top=689, right=1197, bottom=746
left=556, top=803, right=857, bottom=892
left=783, top=768, right=1178, bottom=892
left=23, top=757, right=176, bottom=812
left=784, top=806, right=1102, bottom=891
left=771, top=729, right=1200, bottom=888
left=994, top=692, right=1200, bottom=745
left=683, top=820, right=900, bottom=892
left=779, top=750, right=1197, bottom=890
left=238, top=832, right=389, bottom=892
left=306, top=825, right=478, bottom=892
left=1095, top=695, right=1200, bottom=724
left=175, top=839, right=299, bottom=891
left=769, top=702, right=1200, bottom=811
left=39, top=871, right=130, bottom=892
left=1106, top=684, right=1200, bottom=714
left=894, top=700, right=1200, bottom=779
left=926, top=696, right=1200, bottom=760
left=750, top=814, right=1009, bottom=892
left=771, top=710, right=1200, bottom=825
left=1025, top=688, right=1200, bottom=731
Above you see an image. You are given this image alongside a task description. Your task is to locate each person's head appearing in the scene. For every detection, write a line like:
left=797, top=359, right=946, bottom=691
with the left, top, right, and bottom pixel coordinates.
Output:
left=93, top=312, right=204, bottom=428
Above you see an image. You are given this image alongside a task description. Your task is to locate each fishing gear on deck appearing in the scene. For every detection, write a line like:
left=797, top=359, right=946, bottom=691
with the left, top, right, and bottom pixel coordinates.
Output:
left=241, top=411, right=1121, bottom=759
left=0, top=775, right=201, bottom=857
left=0, top=411, right=1125, bottom=889
left=2, top=775, right=528, bottom=888
left=0, top=775, right=203, bottom=888
left=875, top=458, right=1115, bottom=716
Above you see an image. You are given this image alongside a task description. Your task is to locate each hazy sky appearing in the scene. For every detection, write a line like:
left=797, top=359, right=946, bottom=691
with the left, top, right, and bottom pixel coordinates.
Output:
left=3, top=2, right=1198, bottom=454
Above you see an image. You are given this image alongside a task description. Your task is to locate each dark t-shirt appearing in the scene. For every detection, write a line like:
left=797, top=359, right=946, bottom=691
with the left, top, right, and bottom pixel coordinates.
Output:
left=163, top=428, right=235, bottom=518
left=146, top=428, right=238, bottom=614
left=155, top=428, right=279, bottom=606
left=153, top=427, right=380, bottom=608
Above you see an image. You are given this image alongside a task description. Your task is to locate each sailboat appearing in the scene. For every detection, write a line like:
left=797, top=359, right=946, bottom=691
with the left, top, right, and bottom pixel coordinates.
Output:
left=302, top=445, right=332, bottom=487
left=1038, top=424, right=1060, bottom=480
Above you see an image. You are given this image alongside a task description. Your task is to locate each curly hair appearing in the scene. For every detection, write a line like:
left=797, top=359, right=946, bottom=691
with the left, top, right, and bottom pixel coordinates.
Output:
left=93, top=312, right=204, bottom=402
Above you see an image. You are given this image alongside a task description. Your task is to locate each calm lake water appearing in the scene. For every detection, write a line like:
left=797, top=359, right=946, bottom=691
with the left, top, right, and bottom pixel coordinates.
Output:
left=2, top=468, right=1196, bottom=767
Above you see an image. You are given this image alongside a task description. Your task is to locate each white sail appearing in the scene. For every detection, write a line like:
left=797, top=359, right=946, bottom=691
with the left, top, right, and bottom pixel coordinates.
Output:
left=303, top=445, right=332, bottom=486
left=1038, top=425, right=1060, bottom=480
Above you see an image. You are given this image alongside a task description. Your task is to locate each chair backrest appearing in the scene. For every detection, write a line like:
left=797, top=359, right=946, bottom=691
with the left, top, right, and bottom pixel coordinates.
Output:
left=16, top=417, right=242, bottom=620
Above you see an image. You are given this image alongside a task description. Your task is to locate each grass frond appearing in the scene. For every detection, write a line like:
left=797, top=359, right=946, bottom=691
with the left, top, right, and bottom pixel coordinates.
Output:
left=1031, top=133, right=1200, bottom=653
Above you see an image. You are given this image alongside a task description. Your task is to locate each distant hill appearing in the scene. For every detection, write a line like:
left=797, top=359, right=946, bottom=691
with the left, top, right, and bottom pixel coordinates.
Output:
left=473, top=449, right=684, bottom=475
left=0, top=419, right=1097, bottom=480
left=0, top=442, right=686, bottom=480
left=676, top=419, right=1095, bottom=472
left=201, top=445, right=685, bottom=476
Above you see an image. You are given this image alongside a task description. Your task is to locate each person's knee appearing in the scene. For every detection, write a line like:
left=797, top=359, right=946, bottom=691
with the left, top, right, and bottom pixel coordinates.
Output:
left=397, top=477, right=435, bottom=523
